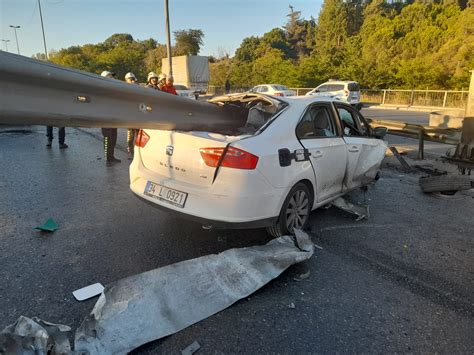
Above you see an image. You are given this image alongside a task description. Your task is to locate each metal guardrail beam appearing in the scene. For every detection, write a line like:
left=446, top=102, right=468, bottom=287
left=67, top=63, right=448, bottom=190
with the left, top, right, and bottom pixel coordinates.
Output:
left=368, top=119, right=461, bottom=145
left=0, top=52, right=243, bottom=132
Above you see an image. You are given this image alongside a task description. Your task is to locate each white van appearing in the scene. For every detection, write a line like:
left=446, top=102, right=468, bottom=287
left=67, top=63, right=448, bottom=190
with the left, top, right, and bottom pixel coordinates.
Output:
left=306, top=80, right=361, bottom=108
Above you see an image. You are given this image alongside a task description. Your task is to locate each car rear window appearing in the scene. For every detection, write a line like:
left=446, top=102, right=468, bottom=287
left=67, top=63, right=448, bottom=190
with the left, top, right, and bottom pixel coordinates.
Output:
left=272, top=85, right=289, bottom=91
left=174, top=85, right=188, bottom=90
left=348, top=83, right=360, bottom=91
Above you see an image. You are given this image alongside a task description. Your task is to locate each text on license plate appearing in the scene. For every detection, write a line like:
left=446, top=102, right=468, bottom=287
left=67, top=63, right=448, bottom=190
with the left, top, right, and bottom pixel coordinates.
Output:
left=144, top=181, right=188, bottom=208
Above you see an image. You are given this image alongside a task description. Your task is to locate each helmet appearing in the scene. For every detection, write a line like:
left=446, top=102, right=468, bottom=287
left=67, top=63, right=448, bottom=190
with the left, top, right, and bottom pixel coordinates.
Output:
left=101, top=70, right=115, bottom=77
left=125, top=72, right=136, bottom=80
left=158, top=73, right=167, bottom=81
left=147, top=72, right=158, bottom=81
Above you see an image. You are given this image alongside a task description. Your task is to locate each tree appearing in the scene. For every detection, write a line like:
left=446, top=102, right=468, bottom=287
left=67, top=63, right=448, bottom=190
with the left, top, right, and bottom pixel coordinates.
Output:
left=173, top=29, right=204, bottom=55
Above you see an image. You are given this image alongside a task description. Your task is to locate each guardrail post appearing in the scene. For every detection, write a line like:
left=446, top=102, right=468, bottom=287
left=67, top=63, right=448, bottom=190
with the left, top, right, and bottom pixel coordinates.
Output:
left=410, top=90, right=414, bottom=106
left=418, top=128, right=424, bottom=160
left=382, top=90, right=386, bottom=104
left=443, top=91, right=448, bottom=107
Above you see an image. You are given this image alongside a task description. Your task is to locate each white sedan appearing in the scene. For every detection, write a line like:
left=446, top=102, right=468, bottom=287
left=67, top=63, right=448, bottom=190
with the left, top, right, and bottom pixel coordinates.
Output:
left=248, top=84, right=296, bottom=97
left=130, top=94, right=387, bottom=236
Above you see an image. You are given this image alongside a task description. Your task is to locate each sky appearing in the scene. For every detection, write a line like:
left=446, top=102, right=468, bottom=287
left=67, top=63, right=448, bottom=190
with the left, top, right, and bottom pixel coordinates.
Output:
left=0, top=0, right=323, bottom=58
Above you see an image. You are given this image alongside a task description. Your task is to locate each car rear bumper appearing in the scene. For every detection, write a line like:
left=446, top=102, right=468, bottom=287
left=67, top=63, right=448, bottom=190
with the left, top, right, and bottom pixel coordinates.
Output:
left=129, top=154, right=285, bottom=226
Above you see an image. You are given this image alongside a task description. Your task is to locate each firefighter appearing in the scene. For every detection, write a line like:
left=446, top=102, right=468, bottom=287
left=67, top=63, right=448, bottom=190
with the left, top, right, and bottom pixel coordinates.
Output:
left=100, top=70, right=121, bottom=167
left=146, top=72, right=159, bottom=89
left=124, top=72, right=139, bottom=159
left=162, top=75, right=177, bottom=95
left=158, top=73, right=167, bottom=90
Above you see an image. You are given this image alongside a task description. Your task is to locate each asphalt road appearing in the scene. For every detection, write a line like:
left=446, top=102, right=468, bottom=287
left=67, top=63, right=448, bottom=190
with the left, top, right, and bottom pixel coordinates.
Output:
left=0, top=125, right=473, bottom=353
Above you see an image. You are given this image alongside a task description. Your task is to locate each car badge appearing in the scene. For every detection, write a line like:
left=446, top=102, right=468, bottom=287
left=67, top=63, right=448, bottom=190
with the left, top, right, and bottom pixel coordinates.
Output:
left=166, top=145, right=174, bottom=156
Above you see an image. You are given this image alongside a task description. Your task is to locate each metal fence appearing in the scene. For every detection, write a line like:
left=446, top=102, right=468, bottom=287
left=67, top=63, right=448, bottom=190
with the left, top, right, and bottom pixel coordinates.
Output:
left=360, top=89, right=469, bottom=109
left=207, top=86, right=469, bottom=109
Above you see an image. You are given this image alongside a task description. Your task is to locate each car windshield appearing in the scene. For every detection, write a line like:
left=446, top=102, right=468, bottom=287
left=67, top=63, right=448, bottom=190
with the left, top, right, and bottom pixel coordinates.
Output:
left=272, top=85, right=289, bottom=91
left=174, top=85, right=189, bottom=90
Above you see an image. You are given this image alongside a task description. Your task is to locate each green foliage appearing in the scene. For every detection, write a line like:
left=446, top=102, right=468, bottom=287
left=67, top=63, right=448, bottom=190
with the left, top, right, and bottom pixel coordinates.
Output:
left=211, top=2, right=473, bottom=89
left=173, top=29, right=204, bottom=56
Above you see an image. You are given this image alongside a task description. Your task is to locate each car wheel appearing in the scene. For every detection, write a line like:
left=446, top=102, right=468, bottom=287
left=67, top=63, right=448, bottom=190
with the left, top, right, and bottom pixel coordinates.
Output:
left=266, top=182, right=312, bottom=237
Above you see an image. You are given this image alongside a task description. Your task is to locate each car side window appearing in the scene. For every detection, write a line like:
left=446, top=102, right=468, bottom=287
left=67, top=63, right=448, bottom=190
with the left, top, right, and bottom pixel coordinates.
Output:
left=317, top=85, right=328, bottom=92
left=260, top=86, right=268, bottom=93
left=337, top=107, right=366, bottom=137
left=329, top=84, right=344, bottom=91
left=296, top=105, right=337, bottom=139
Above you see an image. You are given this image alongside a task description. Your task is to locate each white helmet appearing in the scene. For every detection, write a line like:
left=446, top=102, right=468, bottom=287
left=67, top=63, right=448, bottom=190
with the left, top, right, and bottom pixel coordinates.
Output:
left=147, top=71, right=158, bottom=81
left=125, top=72, right=137, bottom=80
left=158, top=73, right=167, bottom=81
left=101, top=70, right=115, bottom=77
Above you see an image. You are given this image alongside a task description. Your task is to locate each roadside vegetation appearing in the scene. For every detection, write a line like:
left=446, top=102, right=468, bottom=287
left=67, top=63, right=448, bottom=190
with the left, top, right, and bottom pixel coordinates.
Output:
left=42, top=0, right=473, bottom=89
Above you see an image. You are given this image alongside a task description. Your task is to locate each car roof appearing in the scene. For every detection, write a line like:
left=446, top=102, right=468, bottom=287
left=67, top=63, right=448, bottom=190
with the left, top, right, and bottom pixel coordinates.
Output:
left=318, top=80, right=358, bottom=86
left=278, top=95, right=343, bottom=108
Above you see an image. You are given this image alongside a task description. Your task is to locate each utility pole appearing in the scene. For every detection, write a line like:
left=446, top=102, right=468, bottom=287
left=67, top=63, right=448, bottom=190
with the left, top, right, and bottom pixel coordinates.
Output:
left=1, top=39, right=10, bottom=52
left=164, top=0, right=172, bottom=77
left=37, top=0, right=49, bottom=60
left=9, top=25, right=20, bottom=54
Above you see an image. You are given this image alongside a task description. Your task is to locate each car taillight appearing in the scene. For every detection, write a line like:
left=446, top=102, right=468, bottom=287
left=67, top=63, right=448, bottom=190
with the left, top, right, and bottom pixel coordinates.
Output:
left=135, top=129, right=150, bottom=148
left=344, top=90, right=349, bottom=96
left=200, top=147, right=259, bottom=170
left=274, top=92, right=284, bottom=97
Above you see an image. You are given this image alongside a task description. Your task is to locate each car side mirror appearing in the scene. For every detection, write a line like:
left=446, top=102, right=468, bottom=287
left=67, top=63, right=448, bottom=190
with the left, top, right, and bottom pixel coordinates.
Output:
left=373, top=126, right=388, bottom=139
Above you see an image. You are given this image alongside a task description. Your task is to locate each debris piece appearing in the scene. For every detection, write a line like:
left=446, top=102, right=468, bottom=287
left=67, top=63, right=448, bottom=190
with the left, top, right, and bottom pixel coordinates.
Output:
left=288, top=303, right=296, bottom=309
left=34, top=218, right=59, bottom=232
left=389, top=146, right=412, bottom=172
left=0, top=316, right=71, bottom=354
left=313, top=243, right=323, bottom=250
left=74, top=230, right=314, bottom=355
left=73, top=283, right=105, bottom=301
left=181, top=340, right=201, bottom=355
left=331, top=197, right=369, bottom=221
left=293, top=270, right=311, bottom=281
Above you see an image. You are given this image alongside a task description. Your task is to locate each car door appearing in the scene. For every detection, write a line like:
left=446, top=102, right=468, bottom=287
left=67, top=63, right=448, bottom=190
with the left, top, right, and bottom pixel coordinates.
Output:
left=297, top=103, right=347, bottom=203
left=335, top=103, right=387, bottom=190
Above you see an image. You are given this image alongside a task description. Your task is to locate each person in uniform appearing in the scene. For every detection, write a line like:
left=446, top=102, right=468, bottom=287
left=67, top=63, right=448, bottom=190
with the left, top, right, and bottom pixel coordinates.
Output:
left=124, top=72, right=140, bottom=159
left=100, top=70, right=121, bottom=167
left=146, top=72, right=160, bottom=89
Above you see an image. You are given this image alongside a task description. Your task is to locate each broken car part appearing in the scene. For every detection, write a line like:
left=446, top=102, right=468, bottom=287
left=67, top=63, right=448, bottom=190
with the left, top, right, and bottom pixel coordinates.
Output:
left=331, top=197, right=369, bottom=221
left=74, top=230, right=314, bottom=354
left=419, top=175, right=473, bottom=193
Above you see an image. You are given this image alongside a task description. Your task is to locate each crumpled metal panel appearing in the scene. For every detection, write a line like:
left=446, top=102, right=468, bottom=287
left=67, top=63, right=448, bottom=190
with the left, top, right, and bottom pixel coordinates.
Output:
left=74, top=230, right=314, bottom=354
left=0, top=316, right=71, bottom=354
left=0, top=52, right=245, bottom=132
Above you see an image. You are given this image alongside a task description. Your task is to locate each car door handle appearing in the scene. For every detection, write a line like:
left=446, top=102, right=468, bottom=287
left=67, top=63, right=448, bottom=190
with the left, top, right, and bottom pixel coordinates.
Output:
left=312, top=150, right=323, bottom=158
left=348, top=146, right=359, bottom=153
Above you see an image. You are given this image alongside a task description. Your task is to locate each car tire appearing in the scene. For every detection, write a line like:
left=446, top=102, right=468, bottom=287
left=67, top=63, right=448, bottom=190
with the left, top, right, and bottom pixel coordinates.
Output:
left=419, top=175, right=472, bottom=193
left=266, top=182, right=313, bottom=237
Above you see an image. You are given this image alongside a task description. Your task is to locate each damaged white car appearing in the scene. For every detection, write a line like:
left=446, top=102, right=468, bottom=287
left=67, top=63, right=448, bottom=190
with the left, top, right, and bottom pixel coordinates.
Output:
left=130, top=94, right=388, bottom=236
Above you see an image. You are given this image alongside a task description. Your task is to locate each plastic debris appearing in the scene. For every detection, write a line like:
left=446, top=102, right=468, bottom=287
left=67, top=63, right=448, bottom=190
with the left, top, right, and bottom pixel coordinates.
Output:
left=288, top=303, right=296, bottom=309
left=293, top=270, right=311, bottom=282
left=73, top=283, right=105, bottom=301
left=34, top=218, right=59, bottom=232
left=181, top=340, right=201, bottom=355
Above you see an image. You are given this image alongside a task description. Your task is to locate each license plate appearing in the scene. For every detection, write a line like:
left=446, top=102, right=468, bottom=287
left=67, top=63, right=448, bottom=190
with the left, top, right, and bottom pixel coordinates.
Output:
left=144, top=181, right=188, bottom=208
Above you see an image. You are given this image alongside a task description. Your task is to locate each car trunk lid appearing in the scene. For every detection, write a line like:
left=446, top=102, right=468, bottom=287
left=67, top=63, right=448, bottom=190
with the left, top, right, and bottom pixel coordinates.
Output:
left=138, top=130, right=242, bottom=187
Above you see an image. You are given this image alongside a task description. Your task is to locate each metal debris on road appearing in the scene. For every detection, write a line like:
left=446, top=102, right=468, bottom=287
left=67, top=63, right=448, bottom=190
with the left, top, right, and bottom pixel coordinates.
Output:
left=0, top=316, right=71, bottom=354
left=293, top=270, right=311, bottom=281
left=73, top=283, right=105, bottom=301
left=74, top=230, right=314, bottom=354
left=181, top=340, right=201, bottom=355
left=288, top=303, right=296, bottom=309
left=389, top=146, right=413, bottom=172
left=331, top=197, right=369, bottom=221
left=34, top=218, right=59, bottom=232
